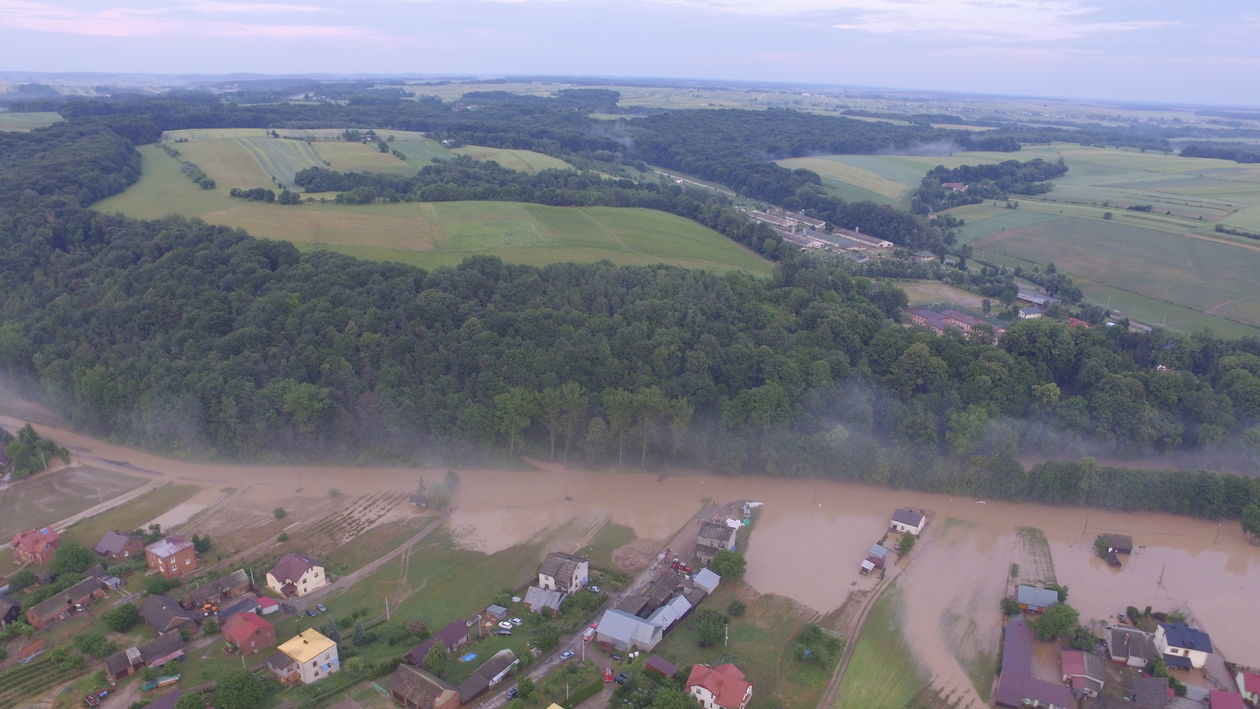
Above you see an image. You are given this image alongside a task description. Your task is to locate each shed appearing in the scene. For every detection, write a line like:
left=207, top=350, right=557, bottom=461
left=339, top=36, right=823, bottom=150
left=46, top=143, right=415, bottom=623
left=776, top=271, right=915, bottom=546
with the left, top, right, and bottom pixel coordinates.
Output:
left=647, top=595, right=692, bottom=631
left=524, top=586, right=564, bottom=614
left=388, top=663, right=459, bottom=709
left=646, top=655, right=677, bottom=678
left=692, top=568, right=721, bottom=594
left=1106, top=626, right=1155, bottom=667
left=484, top=604, right=508, bottom=621
left=1016, top=585, right=1059, bottom=612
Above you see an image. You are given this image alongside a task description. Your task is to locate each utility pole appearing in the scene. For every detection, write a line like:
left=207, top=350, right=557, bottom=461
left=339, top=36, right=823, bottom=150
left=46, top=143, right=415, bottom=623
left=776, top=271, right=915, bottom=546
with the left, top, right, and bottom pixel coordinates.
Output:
left=1081, top=516, right=1088, bottom=535
left=1214, top=522, right=1221, bottom=543
left=385, top=598, right=391, bottom=621
left=1158, top=564, right=1165, bottom=588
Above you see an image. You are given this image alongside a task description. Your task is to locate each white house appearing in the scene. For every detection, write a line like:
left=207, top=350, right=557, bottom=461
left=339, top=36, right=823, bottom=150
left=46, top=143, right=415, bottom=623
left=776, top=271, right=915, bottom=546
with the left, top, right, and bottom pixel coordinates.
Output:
left=890, top=508, right=925, bottom=536
left=538, top=552, right=588, bottom=593
left=1155, top=623, right=1213, bottom=670
left=274, top=629, right=340, bottom=685
left=686, top=663, right=753, bottom=709
left=266, top=553, right=327, bottom=598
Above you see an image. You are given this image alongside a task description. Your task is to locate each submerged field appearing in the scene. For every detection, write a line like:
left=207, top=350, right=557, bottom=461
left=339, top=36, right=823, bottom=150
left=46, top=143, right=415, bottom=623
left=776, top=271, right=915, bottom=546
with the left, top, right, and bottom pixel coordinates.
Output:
left=94, top=144, right=772, bottom=274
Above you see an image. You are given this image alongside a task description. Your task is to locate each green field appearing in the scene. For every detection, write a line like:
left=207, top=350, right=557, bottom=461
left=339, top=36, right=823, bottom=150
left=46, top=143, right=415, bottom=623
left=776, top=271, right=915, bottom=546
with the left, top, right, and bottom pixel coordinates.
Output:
left=391, top=138, right=456, bottom=165
left=0, top=111, right=62, bottom=131
left=451, top=145, right=574, bottom=173
left=835, top=584, right=929, bottom=709
left=94, top=144, right=772, bottom=274
left=311, top=140, right=418, bottom=175
left=776, top=156, right=912, bottom=205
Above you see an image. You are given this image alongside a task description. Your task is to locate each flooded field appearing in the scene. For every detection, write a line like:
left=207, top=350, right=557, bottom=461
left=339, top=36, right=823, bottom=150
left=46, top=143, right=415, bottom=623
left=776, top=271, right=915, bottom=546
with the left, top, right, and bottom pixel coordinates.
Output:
left=3, top=410, right=1258, bottom=693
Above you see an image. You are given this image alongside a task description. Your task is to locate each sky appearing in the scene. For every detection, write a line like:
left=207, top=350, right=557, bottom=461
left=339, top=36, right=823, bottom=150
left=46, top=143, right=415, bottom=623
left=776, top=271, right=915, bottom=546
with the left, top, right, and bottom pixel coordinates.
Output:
left=1, top=0, right=1257, bottom=105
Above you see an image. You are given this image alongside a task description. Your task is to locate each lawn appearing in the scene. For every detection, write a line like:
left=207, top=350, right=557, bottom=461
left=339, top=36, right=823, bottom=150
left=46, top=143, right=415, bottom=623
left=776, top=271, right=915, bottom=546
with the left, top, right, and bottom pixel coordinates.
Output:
left=654, top=583, right=832, bottom=709
left=450, top=146, right=574, bottom=173
left=971, top=214, right=1260, bottom=329
left=390, top=138, right=456, bottom=165
left=95, top=147, right=773, bottom=276
left=835, top=583, right=928, bottom=709
left=577, top=523, right=636, bottom=571
left=0, top=467, right=146, bottom=540
left=0, top=111, right=62, bottom=131
left=892, top=279, right=985, bottom=309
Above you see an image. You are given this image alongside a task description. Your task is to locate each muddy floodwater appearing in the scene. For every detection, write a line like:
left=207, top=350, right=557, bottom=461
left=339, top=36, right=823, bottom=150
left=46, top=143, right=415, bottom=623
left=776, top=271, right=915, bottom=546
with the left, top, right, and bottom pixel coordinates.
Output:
left=5, top=411, right=1259, bottom=692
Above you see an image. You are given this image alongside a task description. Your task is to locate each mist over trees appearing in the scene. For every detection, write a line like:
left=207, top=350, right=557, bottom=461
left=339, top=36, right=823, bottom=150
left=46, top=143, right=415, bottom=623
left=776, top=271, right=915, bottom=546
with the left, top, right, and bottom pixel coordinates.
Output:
left=2, top=92, right=1260, bottom=522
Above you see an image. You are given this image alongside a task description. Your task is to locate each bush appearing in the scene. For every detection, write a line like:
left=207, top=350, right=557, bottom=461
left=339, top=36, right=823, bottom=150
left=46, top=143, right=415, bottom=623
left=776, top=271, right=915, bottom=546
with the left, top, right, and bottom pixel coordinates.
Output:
left=709, top=550, right=746, bottom=580
left=105, top=602, right=139, bottom=632
left=52, top=541, right=96, bottom=576
left=727, top=600, right=746, bottom=617
left=273, top=507, right=286, bottom=519
left=145, top=576, right=181, bottom=595
left=203, top=618, right=219, bottom=635
left=1000, top=597, right=1021, bottom=616
left=7, top=569, right=36, bottom=592
left=277, top=533, right=289, bottom=542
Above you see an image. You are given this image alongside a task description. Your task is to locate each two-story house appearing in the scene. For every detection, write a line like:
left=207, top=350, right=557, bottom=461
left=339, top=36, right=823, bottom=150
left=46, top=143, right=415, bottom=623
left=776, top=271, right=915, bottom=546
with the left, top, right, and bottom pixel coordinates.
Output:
left=270, top=628, right=340, bottom=685
left=537, top=552, right=588, bottom=593
left=145, top=536, right=198, bottom=578
left=266, top=553, right=327, bottom=598
left=696, top=521, right=737, bottom=564
left=223, top=611, right=276, bottom=654
left=686, top=663, right=753, bottom=709
left=1155, top=622, right=1213, bottom=669
left=12, top=527, right=60, bottom=565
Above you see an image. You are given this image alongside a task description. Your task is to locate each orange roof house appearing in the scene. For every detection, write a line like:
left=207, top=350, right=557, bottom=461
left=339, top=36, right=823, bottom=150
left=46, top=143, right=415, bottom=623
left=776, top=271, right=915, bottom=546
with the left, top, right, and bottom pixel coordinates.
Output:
left=12, top=528, right=60, bottom=565
left=686, top=663, right=753, bottom=709
left=223, top=612, right=276, bottom=654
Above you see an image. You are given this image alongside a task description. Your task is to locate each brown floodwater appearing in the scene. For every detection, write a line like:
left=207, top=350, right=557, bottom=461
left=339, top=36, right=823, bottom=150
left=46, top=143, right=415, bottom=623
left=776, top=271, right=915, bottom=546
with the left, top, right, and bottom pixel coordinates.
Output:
left=4, top=410, right=1258, bottom=682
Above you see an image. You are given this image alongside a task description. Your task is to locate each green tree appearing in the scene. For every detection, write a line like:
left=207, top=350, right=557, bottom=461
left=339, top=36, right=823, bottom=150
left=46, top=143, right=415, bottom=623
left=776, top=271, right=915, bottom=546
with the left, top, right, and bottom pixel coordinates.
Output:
left=202, top=618, right=219, bottom=635
left=649, top=686, right=701, bottom=709
left=211, top=669, right=273, bottom=709
left=352, top=622, right=368, bottom=645
left=558, top=381, right=588, bottom=460
left=51, top=541, right=95, bottom=575
left=516, top=677, right=537, bottom=701
left=322, top=619, right=341, bottom=643
left=727, top=600, right=746, bottom=617
left=494, top=387, right=537, bottom=455
left=75, top=632, right=115, bottom=658
left=424, top=643, right=450, bottom=677
left=1000, top=597, right=1021, bottom=616
left=6, top=570, right=36, bottom=592
left=898, top=534, right=916, bottom=556
left=191, top=534, right=212, bottom=554
left=537, top=625, right=560, bottom=652
left=175, top=695, right=206, bottom=709
left=1242, top=503, right=1260, bottom=543
left=692, top=608, right=728, bottom=648
left=273, top=507, right=286, bottom=519
left=710, top=550, right=747, bottom=580
left=1032, top=603, right=1079, bottom=641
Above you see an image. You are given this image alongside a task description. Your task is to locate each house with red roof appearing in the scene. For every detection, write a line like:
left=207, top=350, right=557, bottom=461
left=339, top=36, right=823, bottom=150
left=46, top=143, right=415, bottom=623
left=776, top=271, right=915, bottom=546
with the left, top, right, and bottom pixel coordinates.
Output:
left=1236, top=670, right=1260, bottom=704
left=686, top=663, right=753, bottom=709
left=223, top=611, right=276, bottom=654
left=1209, top=690, right=1245, bottom=709
left=1060, top=649, right=1105, bottom=697
left=12, top=528, right=60, bottom=565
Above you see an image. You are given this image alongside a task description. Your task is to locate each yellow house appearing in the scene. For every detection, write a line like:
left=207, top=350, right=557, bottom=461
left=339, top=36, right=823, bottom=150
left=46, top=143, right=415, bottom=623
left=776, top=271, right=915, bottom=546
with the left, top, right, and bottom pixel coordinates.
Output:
left=273, top=629, right=340, bottom=685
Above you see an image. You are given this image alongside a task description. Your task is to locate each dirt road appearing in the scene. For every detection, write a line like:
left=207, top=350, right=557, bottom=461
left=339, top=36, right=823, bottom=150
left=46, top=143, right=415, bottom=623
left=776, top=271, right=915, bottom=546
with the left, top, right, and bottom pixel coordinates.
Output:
left=816, top=563, right=903, bottom=709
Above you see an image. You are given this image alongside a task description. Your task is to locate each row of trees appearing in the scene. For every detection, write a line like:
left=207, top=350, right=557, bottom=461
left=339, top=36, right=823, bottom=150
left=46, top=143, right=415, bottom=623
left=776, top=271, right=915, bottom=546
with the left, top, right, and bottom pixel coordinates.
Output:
left=911, top=158, right=1069, bottom=214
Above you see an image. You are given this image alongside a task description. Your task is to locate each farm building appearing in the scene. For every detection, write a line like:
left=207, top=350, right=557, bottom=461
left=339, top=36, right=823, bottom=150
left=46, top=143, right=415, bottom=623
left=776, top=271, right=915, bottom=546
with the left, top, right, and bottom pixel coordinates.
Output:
left=748, top=211, right=793, bottom=229
left=140, top=594, right=196, bottom=634
left=537, top=551, right=588, bottom=592
left=696, top=521, right=738, bottom=563
left=941, top=310, right=987, bottom=334
left=272, top=628, right=340, bottom=685
left=388, top=663, right=459, bottom=709
left=0, top=595, right=20, bottom=626
left=1017, top=290, right=1058, bottom=307
left=1016, top=585, right=1059, bottom=613
left=833, top=227, right=893, bottom=248
left=647, top=595, right=693, bottom=632
left=181, top=568, right=251, bottom=610
left=646, top=655, right=677, bottom=678
left=104, top=633, right=186, bottom=681
left=1019, top=306, right=1044, bottom=320
left=11, top=527, right=60, bottom=565
left=26, top=576, right=106, bottom=630
left=138, top=691, right=184, bottom=709
left=523, top=586, right=564, bottom=614
left=860, top=543, right=888, bottom=573
left=1155, top=622, right=1213, bottom=669
left=1236, top=671, right=1260, bottom=704
left=408, top=492, right=429, bottom=507
left=1096, top=534, right=1134, bottom=567
left=1209, top=691, right=1246, bottom=709
left=223, top=611, right=276, bottom=654
left=1061, top=650, right=1106, bottom=697
left=484, top=604, right=508, bottom=621
left=913, top=250, right=936, bottom=262
left=595, top=609, right=663, bottom=652
left=1105, top=626, right=1156, bottom=667
left=94, top=531, right=144, bottom=561
left=784, top=213, right=827, bottom=229
left=994, top=617, right=1073, bottom=709
left=404, top=620, right=469, bottom=665
left=456, top=649, right=519, bottom=704
left=686, top=663, right=753, bottom=709
left=890, top=508, right=925, bottom=535
left=145, top=536, right=198, bottom=578
left=692, top=568, right=721, bottom=594
left=266, top=553, right=327, bottom=598
left=214, top=597, right=259, bottom=623
left=907, top=307, right=950, bottom=334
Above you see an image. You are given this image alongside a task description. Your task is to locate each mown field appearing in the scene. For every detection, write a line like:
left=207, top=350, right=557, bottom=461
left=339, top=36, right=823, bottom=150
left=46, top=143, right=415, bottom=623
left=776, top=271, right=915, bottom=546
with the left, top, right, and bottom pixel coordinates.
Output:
left=94, top=145, right=773, bottom=274
left=450, top=145, right=574, bottom=173
left=0, top=111, right=62, bottom=131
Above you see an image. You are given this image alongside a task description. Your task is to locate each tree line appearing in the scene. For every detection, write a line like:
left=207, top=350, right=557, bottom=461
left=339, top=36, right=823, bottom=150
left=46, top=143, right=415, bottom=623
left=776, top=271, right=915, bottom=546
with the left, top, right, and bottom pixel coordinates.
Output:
left=911, top=158, right=1068, bottom=214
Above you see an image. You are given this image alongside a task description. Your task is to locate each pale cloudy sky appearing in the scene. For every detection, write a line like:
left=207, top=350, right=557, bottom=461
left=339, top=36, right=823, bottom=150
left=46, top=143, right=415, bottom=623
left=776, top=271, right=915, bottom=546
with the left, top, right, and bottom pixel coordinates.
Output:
left=1, top=0, right=1257, bottom=104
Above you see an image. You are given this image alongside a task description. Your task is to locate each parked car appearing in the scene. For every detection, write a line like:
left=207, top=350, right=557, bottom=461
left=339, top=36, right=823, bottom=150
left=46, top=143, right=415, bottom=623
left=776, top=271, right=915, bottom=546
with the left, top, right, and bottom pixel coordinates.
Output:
left=507, top=687, right=518, bottom=698
left=510, top=617, right=522, bottom=626
left=610, top=653, right=624, bottom=661
left=280, top=603, right=297, bottom=614
left=304, top=609, right=317, bottom=617
left=588, top=585, right=601, bottom=593
left=560, top=651, right=575, bottom=660
left=496, top=629, right=512, bottom=636
left=498, top=621, right=514, bottom=630
left=615, top=673, right=629, bottom=684
left=315, top=604, right=326, bottom=613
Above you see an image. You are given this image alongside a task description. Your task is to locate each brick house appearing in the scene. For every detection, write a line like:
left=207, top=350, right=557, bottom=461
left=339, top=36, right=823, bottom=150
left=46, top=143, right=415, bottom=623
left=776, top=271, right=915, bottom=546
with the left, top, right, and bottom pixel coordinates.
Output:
left=94, top=531, right=144, bottom=561
left=12, top=528, right=60, bottom=565
left=145, top=536, right=198, bottom=578
left=26, top=576, right=106, bottom=630
left=223, top=612, right=276, bottom=654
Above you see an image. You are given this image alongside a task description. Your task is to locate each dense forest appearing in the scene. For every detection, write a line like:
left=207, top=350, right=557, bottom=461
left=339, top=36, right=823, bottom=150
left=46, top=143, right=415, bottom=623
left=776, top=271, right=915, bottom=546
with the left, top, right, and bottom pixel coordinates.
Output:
left=911, top=158, right=1069, bottom=214
left=2, top=94, right=1260, bottom=523
left=1180, top=143, right=1260, bottom=163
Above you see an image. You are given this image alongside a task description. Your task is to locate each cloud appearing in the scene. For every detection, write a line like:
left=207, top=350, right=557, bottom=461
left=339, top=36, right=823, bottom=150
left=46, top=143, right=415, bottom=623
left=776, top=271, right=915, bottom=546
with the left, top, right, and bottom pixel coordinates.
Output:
left=0, top=0, right=375, bottom=39
left=651, top=0, right=1175, bottom=41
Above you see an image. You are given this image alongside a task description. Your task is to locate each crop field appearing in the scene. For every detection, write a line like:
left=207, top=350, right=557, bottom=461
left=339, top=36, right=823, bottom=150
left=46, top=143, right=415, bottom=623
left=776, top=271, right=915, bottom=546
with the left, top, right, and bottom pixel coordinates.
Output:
left=390, top=138, right=456, bottom=165
left=972, top=215, right=1260, bottom=332
left=173, top=138, right=277, bottom=189
left=95, top=145, right=772, bottom=275
left=776, top=156, right=908, bottom=205
left=311, top=140, right=418, bottom=175
left=0, top=111, right=62, bottom=131
left=836, top=583, right=929, bottom=709
left=450, top=145, right=574, bottom=173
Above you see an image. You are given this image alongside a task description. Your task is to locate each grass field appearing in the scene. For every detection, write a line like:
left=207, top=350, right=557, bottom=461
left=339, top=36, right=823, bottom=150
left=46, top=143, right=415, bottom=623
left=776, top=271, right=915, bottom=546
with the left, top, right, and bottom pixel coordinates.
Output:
left=60, top=483, right=201, bottom=550
left=311, top=140, right=418, bottom=176
left=0, top=111, right=62, bottom=131
left=656, top=583, right=835, bottom=709
left=577, top=521, right=636, bottom=570
left=776, top=156, right=912, bottom=205
left=835, top=583, right=929, bottom=709
left=451, top=145, right=574, bottom=173
left=391, top=138, right=456, bottom=165
left=95, top=145, right=773, bottom=275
